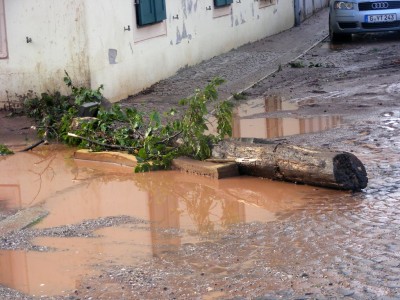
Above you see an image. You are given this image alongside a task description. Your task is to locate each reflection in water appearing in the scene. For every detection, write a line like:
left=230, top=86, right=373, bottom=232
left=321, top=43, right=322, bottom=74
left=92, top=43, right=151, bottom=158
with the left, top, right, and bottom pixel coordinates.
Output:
left=0, top=146, right=351, bottom=296
left=234, top=116, right=342, bottom=139
left=0, top=226, right=152, bottom=297
left=0, top=146, right=78, bottom=210
left=0, top=185, right=21, bottom=211
left=234, top=95, right=298, bottom=118
left=232, top=95, right=341, bottom=139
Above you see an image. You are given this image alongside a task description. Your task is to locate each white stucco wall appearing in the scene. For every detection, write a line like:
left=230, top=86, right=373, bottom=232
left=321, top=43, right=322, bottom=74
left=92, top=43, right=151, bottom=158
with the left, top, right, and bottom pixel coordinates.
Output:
left=0, top=0, right=89, bottom=105
left=85, top=0, right=295, bottom=102
left=0, top=0, right=295, bottom=104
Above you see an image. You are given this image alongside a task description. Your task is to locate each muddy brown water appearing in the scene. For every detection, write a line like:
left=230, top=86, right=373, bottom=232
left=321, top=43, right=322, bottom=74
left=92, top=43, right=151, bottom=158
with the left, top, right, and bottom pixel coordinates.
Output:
left=0, top=145, right=349, bottom=297
left=233, top=96, right=342, bottom=139
left=208, top=95, right=342, bottom=139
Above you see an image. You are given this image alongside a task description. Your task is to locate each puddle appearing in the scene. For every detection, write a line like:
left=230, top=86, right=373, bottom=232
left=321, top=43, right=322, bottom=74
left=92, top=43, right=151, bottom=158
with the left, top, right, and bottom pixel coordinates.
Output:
left=234, top=95, right=299, bottom=118
left=207, top=95, right=342, bottom=139
left=0, top=226, right=152, bottom=297
left=0, top=146, right=347, bottom=296
left=231, top=95, right=341, bottom=139
left=234, top=115, right=342, bottom=139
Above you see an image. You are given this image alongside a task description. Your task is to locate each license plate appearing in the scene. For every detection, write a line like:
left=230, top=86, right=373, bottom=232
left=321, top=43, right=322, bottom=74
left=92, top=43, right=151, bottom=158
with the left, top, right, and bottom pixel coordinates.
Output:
left=365, top=14, right=397, bottom=23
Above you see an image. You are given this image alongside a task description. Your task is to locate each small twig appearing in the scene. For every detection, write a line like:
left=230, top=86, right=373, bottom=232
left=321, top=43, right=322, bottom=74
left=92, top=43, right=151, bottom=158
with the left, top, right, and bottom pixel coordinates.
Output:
left=28, top=154, right=56, bottom=205
left=31, top=125, right=59, bottom=141
left=156, top=130, right=183, bottom=145
left=67, top=133, right=139, bottom=151
left=20, top=139, right=45, bottom=152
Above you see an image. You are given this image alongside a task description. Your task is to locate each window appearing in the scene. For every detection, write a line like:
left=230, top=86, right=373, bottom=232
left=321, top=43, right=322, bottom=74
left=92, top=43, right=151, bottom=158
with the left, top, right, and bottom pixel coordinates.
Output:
left=0, top=0, right=7, bottom=59
left=214, top=0, right=233, bottom=8
left=135, top=0, right=166, bottom=27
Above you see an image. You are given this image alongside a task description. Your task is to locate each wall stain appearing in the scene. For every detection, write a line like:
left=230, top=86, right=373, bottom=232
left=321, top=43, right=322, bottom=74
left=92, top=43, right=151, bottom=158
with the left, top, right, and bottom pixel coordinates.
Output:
left=176, top=27, right=182, bottom=44
left=182, top=0, right=195, bottom=19
left=182, top=0, right=188, bottom=18
left=187, top=0, right=194, bottom=15
left=241, top=13, right=246, bottom=24
left=182, top=22, right=188, bottom=39
left=194, top=0, right=198, bottom=12
left=176, top=22, right=191, bottom=44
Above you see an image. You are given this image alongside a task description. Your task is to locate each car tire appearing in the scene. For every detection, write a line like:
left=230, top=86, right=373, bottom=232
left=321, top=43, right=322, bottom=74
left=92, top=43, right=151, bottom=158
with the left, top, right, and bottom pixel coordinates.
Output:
left=329, top=16, right=352, bottom=44
left=330, top=29, right=352, bottom=44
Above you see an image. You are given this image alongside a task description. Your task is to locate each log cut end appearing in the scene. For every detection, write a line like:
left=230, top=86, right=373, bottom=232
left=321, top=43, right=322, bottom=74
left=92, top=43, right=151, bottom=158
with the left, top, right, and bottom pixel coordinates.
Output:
left=333, top=152, right=368, bottom=191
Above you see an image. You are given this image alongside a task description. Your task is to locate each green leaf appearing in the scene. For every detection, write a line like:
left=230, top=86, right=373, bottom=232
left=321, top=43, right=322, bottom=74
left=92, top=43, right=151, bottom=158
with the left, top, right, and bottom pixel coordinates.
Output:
left=0, top=144, right=14, bottom=155
left=138, top=148, right=148, bottom=159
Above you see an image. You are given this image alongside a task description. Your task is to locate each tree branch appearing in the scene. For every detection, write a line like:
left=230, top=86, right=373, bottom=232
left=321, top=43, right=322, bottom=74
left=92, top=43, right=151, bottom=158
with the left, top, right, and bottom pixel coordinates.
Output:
left=156, top=130, right=183, bottom=145
left=20, top=140, right=46, bottom=152
left=67, top=133, right=139, bottom=152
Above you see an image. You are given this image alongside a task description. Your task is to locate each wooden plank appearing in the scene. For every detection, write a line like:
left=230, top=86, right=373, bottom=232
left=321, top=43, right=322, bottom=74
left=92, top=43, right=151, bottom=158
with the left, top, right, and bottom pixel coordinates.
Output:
left=172, top=156, right=239, bottom=179
left=74, top=149, right=138, bottom=167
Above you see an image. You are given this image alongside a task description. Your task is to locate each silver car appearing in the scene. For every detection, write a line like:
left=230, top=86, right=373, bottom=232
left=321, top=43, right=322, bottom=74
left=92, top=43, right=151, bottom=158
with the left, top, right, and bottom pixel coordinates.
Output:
left=329, top=0, right=400, bottom=42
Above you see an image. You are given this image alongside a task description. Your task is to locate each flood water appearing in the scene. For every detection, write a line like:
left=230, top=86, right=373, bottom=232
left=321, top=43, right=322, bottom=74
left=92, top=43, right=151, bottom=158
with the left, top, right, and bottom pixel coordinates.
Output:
left=0, top=146, right=347, bottom=296
left=232, top=95, right=342, bottom=139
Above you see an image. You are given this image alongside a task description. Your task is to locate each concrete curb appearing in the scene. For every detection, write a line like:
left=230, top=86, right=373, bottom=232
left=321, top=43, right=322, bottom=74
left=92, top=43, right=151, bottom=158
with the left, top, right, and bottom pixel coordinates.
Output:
left=0, top=206, right=48, bottom=236
left=227, top=35, right=329, bottom=101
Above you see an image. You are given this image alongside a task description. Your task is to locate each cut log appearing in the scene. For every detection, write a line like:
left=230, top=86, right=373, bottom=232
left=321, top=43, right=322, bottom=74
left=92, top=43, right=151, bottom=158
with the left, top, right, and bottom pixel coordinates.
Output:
left=212, top=138, right=368, bottom=191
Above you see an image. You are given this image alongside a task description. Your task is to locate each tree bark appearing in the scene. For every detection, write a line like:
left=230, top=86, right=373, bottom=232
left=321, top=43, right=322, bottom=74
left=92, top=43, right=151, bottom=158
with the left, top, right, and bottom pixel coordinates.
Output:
left=212, top=138, right=368, bottom=191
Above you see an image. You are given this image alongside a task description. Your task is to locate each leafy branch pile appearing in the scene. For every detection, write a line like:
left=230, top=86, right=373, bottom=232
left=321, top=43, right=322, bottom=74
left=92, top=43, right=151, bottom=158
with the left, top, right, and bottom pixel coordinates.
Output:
left=0, top=144, right=13, bottom=156
left=24, top=73, right=233, bottom=172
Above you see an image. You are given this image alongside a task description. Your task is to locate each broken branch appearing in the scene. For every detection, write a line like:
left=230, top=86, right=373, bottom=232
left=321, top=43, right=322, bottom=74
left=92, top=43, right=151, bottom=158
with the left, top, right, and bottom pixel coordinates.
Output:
left=20, top=140, right=46, bottom=152
left=67, top=133, right=139, bottom=152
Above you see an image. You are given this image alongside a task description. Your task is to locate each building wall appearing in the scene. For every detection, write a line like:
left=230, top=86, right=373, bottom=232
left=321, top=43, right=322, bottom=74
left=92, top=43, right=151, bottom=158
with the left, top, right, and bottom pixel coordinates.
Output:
left=84, top=0, right=296, bottom=102
left=299, top=0, right=329, bottom=21
left=0, top=0, right=89, bottom=106
left=1, top=0, right=296, bottom=104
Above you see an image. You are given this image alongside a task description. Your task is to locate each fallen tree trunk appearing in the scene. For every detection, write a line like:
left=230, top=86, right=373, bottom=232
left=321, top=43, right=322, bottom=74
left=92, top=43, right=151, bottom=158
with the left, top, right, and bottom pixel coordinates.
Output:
left=212, top=138, right=368, bottom=191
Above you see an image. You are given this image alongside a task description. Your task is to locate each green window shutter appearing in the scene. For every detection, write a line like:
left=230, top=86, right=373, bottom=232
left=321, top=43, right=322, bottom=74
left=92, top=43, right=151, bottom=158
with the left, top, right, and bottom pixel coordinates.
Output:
left=154, top=0, right=167, bottom=23
left=136, top=0, right=166, bottom=26
left=214, top=0, right=231, bottom=7
left=136, top=0, right=156, bottom=26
